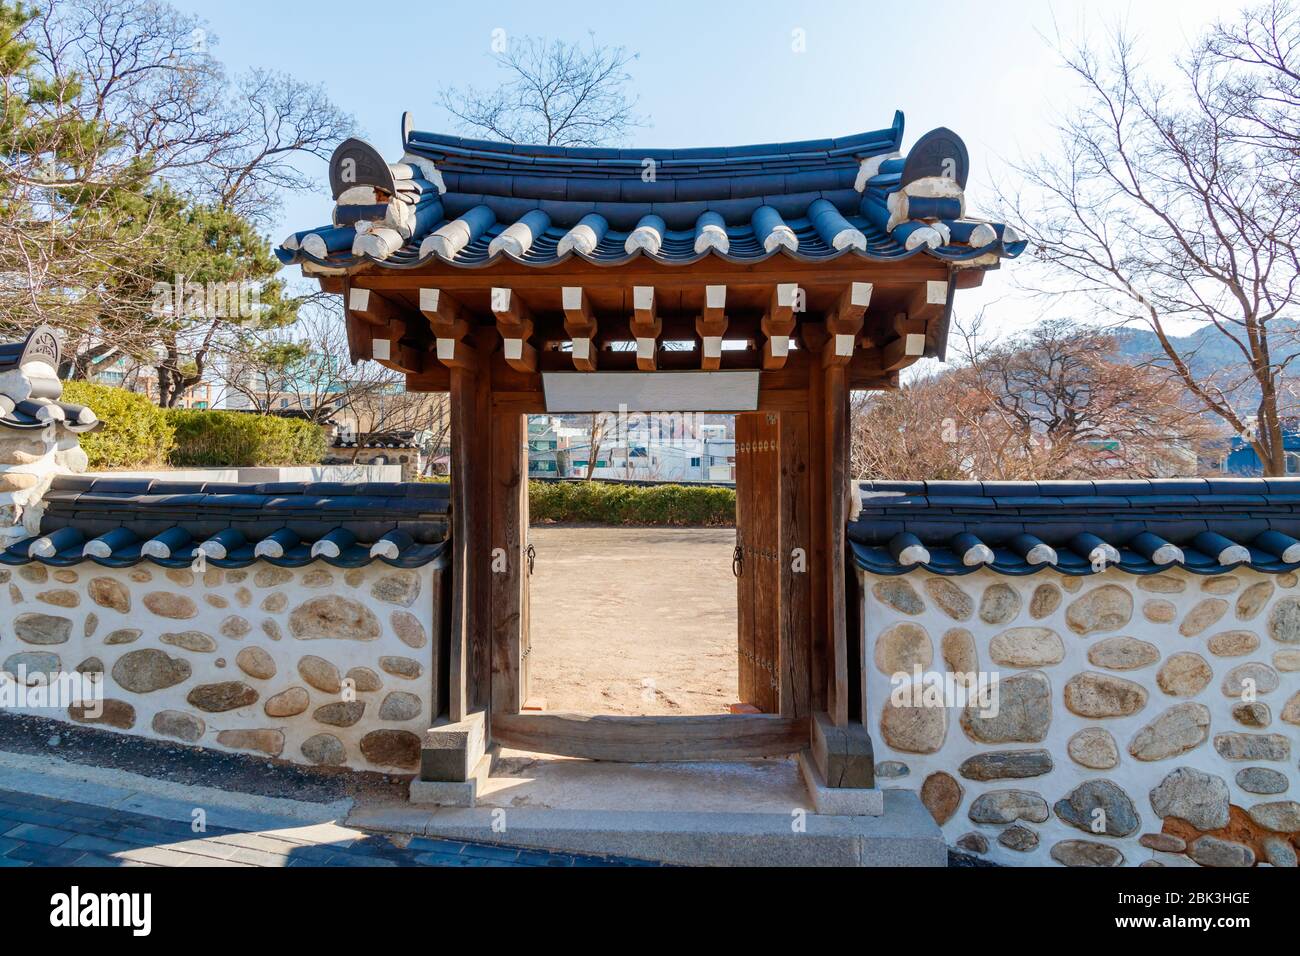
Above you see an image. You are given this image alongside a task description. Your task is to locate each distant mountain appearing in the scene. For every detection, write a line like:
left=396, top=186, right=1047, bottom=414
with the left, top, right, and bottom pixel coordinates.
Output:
left=1110, top=321, right=1300, bottom=412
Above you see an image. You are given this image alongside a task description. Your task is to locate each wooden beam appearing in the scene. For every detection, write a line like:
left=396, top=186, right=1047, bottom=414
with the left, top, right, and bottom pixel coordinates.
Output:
left=420, top=288, right=477, bottom=371
left=491, top=287, right=537, bottom=373
left=821, top=282, right=871, bottom=368
left=490, top=408, right=527, bottom=717
left=630, top=285, right=660, bottom=371
left=562, top=286, right=598, bottom=371
left=490, top=713, right=808, bottom=762
left=760, top=282, right=799, bottom=370
left=695, top=284, right=728, bottom=371
left=881, top=314, right=929, bottom=371
left=371, top=323, right=424, bottom=374
left=824, top=361, right=850, bottom=727
left=347, top=286, right=403, bottom=327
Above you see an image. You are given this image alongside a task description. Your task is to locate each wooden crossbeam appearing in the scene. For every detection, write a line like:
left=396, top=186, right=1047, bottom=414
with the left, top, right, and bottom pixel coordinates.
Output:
left=562, top=286, right=598, bottom=371
left=371, top=320, right=424, bottom=374
left=347, top=287, right=403, bottom=327
left=760, top=282, right=800, bottom=370
left=695, top=284, right=728, bottom=371
left=822, top=282, right=872, bottom=367
left=630, top=285, right=660, bottom=371
left=491, top=287, right=537, bottom=373
left=882, top=313, right=929, bottom=371
left=419, top=288, right=477, bottom=371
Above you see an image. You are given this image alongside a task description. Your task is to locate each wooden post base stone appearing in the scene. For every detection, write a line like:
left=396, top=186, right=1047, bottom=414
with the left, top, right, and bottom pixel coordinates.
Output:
left=811, top=711, right=875, bottom=789
left=419, top=711, right=487, bottom=783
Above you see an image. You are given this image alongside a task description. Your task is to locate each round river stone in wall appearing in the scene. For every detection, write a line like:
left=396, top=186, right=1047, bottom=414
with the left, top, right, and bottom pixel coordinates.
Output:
left=1029, top=583, right=1061, bottom=620
left=998, top=824, right=1040, bottom=852
left=1275, top=649, right=1300, bottom=671
left=941, top=628, right=978, bottom=674
left=958, top=749, right=1053, bottom=781
left=879, top=697, right=946, bottom=754
left=1236, top=581, right=1274, bottom=621
left=1233, top=702, right=1271, bottom=727
left=160, top=631, right=216, bottom=653
left=84, top=614, right=97, bottom=638
left=235, top=587, right=252, bottom=608
left=37, top=589, right=79, bottom=608
left=346, top=667, right=383, bottom=693
left=216, top=729, right=283, bottom=757
left=391, top=611, right=427, bottom=649
left=298, top=656, right=340, bottom=693
left=264, top=686, right=309, bottom=718
left=370, top=571, right=421, bottom=608
left=1065, top=585, right=1132, bottom=635
left=235, top=647, right=276, bottom=680
left=255, top=566, right=293, bottom=588
left=1138, top=575, right=1185, bottom=594
left=1068, top=728, right=1120, bottom=769
left=1179, top=599, right=1228, bottom=637
left=874, top=622, right=932, bottom=675
left=1051, top=840, right=1125, bottom=867
left=151, top=710, right=204, bottom=743
left=88, top=577, right=129, bottom=613
left=4, top=651, right=61, bottom=681
left=989, top=627, right=1064, bottom=668
left=380, top=656, right=422, bottom=679
left=1128, top=702, right=1211, bottom=761
left=979, top=583, right=1021, bottom=625
left=143, top=592, right=197, bottom=620
left=18, top=565, right=46, bottom=583
left=1267, top=597, right=1300, bottom=643
left=1201, top=575, right=1240, bottom=595
left=1156, top=652, right=1213, bottom=697
left=1189, top=836, right=1255, bottom=867
left=359, top=729, right=420, bottom=769
left=302, top=569, right=334, bottom=589
left=301, top=733, right=346, bottom=766
left=103, top=628, right=141, bottom=645
left=186, top=681, right=258, bottom=712
left=968, top=789, right=1049, bottom=825
left=1283, top=690, right=1300, bottom=725
left=262, top=620, right=281, bottom=641
left=1148, top=766, right=1230, bottom=830
left=1221, top=662, right=1279, bottom=698
left=165, top=569, right=193, bottom=587
left=1207, top=630, right=1260, bottom=657
left=1236, top=767, right=1288, bottom=795
left=261, top=593, right=287, bottom=614
left=1053, top=779, right=1139, bottom=836
left=924, top=578, right=973, bottom=621
left=1063, top=672, right=1147, bottom=718
left=220, top=616, right=251, bottom=639
left=920, top=771, right=963, bottom=824
left=14, top=612, right=72, bottom=645
left=69, top=699, right=135, bottom=730
left=111, top=648, right=191, bottom=693
left=1087, top=636, right=1160, bottom=671
left=313, top=701, right=366, bottom=727
left=1214, top=732, right=1291, bottom=761
left=961, top=671, right=1051, bottom=743
left=289, top=596, right=381, bottom=641
left=379, top=691, right=422, bottom=721
left=1142, top=599, right=1177, bottom=624
left=872, top=579, right=924, bottom=616
left=955, top=833, right=988, bottom=854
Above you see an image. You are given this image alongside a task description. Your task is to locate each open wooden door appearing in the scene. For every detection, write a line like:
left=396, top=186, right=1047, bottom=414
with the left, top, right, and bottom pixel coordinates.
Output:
left=736, top=411, right=810, bottom=715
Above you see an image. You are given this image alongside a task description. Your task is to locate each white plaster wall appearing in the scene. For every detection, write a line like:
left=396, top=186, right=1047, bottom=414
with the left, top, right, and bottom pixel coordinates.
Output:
left=0, top=560, right=438, bottom=772
left=861, top=566, right=1300, bottom=867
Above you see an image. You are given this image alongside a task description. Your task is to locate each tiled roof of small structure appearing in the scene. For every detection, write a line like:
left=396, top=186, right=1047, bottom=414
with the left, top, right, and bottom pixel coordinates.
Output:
left=0, top=476, right=449, bottom=570
left=332, top=432, right=420, bottom=450
left=849, top=478, right=1300, bottom=577
left=0, top=327, right=100, bottom=434
left=277, top=112, right=1026, bottom=271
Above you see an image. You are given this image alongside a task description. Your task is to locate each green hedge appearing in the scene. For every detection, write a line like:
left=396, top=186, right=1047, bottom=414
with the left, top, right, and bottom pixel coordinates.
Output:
left=166, top=409, right=326, bottom=467
left=61, top=381, right=175, bottom=469
left=528, top=480, right=735, bottom=526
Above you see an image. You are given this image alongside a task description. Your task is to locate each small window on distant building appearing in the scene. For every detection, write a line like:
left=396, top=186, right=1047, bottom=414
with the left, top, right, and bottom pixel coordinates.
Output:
left=690, top=457, right=701, bottom=467
left=1287, top=453, right=1300, bottom=475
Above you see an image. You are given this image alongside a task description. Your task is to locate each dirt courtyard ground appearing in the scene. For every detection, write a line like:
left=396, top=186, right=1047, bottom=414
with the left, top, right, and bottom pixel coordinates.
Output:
left=526, top=526, right=738, bottom=715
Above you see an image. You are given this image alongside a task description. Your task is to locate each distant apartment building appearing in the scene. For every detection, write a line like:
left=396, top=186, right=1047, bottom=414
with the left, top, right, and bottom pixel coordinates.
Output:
left=531, top=415, right=736, bottom=483
left=88, top=356, right=214, bottom=408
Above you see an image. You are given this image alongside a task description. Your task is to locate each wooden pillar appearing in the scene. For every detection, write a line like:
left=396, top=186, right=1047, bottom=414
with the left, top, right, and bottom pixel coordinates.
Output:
left=778, top=410, right=812, bottom=719
left=802, top=326, right=829, bottom=716
left=824, top=361, right=850, bottom=727
left=490, top=406, right=528, bottom=717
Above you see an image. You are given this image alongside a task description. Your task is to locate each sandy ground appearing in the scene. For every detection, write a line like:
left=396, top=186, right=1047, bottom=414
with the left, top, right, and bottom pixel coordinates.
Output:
left=526, top=526, right=737, bottom=715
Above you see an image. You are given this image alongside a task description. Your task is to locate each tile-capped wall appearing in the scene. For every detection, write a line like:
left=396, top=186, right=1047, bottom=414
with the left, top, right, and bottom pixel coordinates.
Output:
left=1, top=560, right=442, bottom=772
left=863, top=567, right=1300, bottom=867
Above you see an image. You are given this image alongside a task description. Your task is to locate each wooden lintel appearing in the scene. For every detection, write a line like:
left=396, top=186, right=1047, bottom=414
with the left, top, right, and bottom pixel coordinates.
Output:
left=562, top=286, right=598, bottom=371
left=490, top=712, right=808, bottom=762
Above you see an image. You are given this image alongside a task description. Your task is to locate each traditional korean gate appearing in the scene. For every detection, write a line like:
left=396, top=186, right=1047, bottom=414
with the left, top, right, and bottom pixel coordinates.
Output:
left=735, top=411, right=810, bottom=716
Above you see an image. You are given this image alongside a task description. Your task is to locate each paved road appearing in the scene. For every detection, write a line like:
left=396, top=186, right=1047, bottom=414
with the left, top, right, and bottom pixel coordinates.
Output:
left=0, top=788, right=652, bottom=868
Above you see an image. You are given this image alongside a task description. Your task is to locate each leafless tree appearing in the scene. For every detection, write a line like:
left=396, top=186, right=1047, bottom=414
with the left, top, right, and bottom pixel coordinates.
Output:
left=438, top=33, right=644, bottom=146
left=1002, top=3, right=1300, bottom=474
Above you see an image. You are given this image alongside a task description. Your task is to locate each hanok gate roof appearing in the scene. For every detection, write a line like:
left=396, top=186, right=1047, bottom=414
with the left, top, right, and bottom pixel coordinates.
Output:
left=277, top=112, right=1026, bottom=273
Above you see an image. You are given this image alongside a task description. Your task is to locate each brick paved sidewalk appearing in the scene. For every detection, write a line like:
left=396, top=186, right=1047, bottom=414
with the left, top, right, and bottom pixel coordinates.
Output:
left=0, top=788, right=653, bottom=868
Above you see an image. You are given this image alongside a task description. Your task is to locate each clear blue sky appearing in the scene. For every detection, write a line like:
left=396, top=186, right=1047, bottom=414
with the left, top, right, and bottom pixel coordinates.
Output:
left=172, top=0, right=1232, bottom=334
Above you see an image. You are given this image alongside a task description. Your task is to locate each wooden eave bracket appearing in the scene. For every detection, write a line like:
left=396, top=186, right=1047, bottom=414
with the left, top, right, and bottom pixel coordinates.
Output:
left=491, top=287, right=538, bottom=373
left=630, top=285, right=661, bottom=371
left=695, top=284, right=728, bottom=371
left=821, top=281, right=872, bottom=368
left=562, top=286, right=598, bottom=371
left=420, top=287, right=477, bottom=371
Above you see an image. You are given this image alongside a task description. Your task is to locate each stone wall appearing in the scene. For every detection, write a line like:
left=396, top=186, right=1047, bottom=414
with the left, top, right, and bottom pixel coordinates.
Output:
left=1, top=559, right=441, bottom=772
left=862, top=567, right=1300, bottom=867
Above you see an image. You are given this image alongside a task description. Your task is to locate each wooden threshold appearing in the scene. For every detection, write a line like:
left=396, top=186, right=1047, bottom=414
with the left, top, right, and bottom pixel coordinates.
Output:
left=491, top=712, right=809, bottom=762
